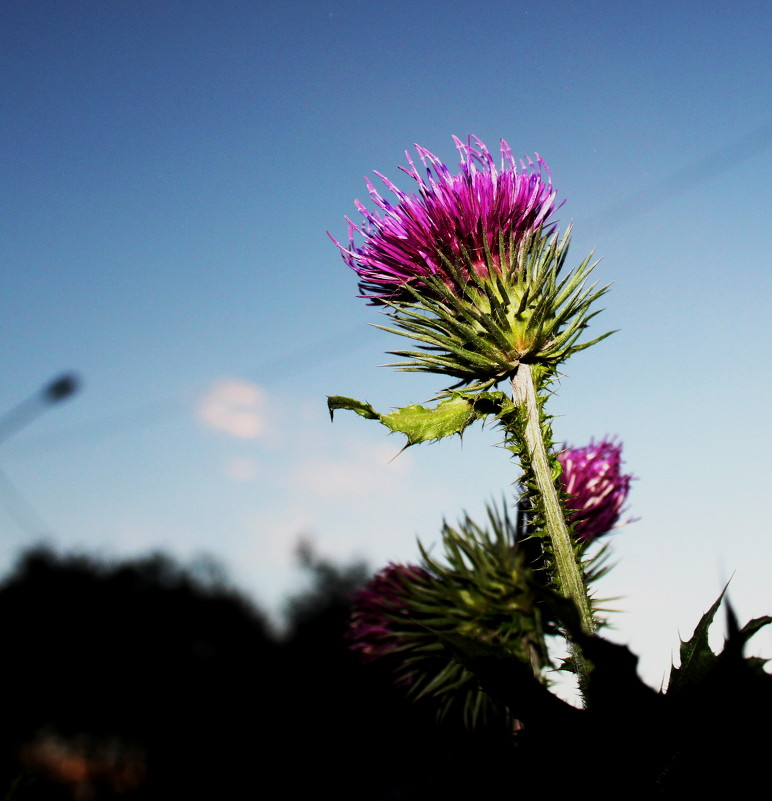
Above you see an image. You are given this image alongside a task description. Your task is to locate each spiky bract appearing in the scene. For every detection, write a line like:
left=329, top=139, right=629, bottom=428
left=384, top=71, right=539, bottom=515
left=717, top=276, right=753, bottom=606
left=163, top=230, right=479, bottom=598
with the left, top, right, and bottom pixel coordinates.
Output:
left=380, top=227, right=611, bottom=390
left=348, top=502, right=550, bottom=726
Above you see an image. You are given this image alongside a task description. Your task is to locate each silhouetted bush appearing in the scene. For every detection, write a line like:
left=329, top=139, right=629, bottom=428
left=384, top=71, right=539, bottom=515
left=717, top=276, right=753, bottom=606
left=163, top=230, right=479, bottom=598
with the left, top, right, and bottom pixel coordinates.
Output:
left=0, top=544, right=524, bottom=800
left=0, top=547, right=276, bottom=799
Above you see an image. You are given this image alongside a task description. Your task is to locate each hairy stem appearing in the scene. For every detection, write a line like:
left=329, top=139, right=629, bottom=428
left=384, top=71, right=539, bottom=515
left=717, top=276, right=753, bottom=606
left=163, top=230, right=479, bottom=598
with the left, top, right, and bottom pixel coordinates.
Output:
left=511, top=364, right=594, bottom=689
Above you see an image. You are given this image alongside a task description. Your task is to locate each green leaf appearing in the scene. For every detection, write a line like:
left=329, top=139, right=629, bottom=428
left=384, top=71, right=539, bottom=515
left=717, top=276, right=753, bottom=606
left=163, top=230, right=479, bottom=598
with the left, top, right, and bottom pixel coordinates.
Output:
left=327, top=394, right=487, bottom=446
left=667, top=585, right=728, bottom=695
left=327, top=396, right=380, bottom=421
left=739, top=615, right=772, bottom=644
left=380, top=397, right=479, bottom=445
left=744, top=655, right=770, bottom=674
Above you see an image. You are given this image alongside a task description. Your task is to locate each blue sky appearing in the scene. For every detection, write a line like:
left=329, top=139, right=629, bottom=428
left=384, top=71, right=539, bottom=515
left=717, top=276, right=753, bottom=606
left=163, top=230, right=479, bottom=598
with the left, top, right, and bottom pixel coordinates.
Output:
left=0, top=0, right=770, bottom=688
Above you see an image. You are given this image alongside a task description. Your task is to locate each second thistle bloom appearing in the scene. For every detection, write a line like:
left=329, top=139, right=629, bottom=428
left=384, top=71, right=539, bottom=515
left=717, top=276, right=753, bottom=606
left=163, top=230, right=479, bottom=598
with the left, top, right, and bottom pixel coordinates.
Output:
left=558, top=439, right=633, bottom=541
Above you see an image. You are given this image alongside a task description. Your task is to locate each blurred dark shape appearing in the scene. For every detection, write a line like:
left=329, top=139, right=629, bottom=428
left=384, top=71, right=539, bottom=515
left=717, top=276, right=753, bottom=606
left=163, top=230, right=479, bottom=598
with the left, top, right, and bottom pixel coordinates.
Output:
left=278, top=543, right=516, bottom=801
left=43, top=375, right=80, bottom=404
left=0, top=547, right=276, bottom=800
left=18, top=731, right=146, bottom=799
left=0, top=373, right=81, bottom=446
left=0, top=543, right=522, bottom=801
left=283, top=539, right=370, bottom=644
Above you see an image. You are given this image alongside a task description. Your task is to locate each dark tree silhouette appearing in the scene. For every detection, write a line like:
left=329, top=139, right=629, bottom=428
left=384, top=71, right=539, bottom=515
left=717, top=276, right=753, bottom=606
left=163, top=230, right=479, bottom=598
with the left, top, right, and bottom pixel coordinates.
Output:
left=0, top=547, right=277, bottom=800
left=0, top=543, right=524, bottom=801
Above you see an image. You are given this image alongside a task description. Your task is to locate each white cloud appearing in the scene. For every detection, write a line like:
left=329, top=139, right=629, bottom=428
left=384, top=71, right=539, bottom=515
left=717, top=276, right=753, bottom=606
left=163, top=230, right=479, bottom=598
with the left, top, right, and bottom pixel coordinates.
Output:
left=197, top=379, right=267, bottom=439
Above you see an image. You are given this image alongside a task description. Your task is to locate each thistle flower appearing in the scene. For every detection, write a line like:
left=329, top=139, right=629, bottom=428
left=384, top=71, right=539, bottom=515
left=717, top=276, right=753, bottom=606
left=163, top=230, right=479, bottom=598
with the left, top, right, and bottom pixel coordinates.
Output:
left=348, top=563, right=430, bottom=666
left=332, top=135, right=609, bottom=389
left=332, top=135, right=559, bottom=302
left=558, top=439, right=633, bottom=541
left=348, top=505, right=550, bottom=725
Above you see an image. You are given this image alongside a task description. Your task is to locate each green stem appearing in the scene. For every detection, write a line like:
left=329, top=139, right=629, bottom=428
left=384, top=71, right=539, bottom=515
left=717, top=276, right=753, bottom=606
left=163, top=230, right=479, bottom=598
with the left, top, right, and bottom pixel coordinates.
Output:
left=511, top=364, right=595, bottom=688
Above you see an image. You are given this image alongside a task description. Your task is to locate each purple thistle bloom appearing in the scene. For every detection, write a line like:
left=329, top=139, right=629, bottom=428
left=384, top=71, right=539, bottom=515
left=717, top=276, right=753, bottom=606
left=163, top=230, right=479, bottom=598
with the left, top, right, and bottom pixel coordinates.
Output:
left=557, top=439, right=633, bottom=542
left=331, top=135, right=560, bottom=301
left=348, top=563, right=429, bottom=664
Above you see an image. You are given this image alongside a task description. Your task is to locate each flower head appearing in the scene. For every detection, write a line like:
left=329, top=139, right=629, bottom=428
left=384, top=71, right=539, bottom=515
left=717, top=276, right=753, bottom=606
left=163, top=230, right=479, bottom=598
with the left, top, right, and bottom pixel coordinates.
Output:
left=348, top=563, right=430, bottom=665
left=347, top=505, right=547, bottom=726
left=558, top=439, right=633, bottom=541
left=332, top=136, right=609, bottom=389
left=332, top=135, right=559, bottom=302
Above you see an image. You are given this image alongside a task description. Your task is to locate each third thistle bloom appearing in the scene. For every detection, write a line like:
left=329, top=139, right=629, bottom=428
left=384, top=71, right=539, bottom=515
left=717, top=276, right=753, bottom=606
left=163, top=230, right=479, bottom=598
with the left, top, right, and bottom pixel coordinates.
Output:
left=348, top=563, right=430, bottom=665
left=332, top=135, right=558, bottom=302
left=558, top=440, right=633, bottom=541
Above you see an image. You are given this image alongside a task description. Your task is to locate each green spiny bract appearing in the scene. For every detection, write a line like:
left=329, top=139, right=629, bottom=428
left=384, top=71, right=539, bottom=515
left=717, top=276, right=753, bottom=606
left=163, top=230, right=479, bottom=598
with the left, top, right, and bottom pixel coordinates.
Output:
left=378, top=227, right=612, bottom=392
left=383, top=502, right=552, bottom=726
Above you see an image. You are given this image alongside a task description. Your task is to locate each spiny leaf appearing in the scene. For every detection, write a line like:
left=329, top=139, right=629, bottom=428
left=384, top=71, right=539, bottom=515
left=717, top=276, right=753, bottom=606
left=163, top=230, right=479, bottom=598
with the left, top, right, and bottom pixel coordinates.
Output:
left=745, top=656, right=770, bottom=675
left=328, top=394, right=488, bottom=446
left=327, top=396, right=380, bottom=421
left=381, top=397, right=479, bottom=445
left=739, top=615, right=772, bottom=644
left=667, top=585, right=728, bottom=695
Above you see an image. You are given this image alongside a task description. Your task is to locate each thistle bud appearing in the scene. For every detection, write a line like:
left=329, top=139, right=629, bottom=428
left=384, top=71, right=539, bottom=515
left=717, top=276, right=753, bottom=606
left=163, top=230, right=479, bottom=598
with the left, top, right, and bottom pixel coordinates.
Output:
left=558, top=439, right=633, bottom=541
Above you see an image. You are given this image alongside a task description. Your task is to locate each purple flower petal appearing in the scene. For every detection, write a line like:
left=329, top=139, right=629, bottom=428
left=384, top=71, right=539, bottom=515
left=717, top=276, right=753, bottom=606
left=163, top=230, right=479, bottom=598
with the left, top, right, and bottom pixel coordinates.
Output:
left=557, top=439, right=634, bottom=541
left=332, top=135, right=561, bottom=301
left=348, top=563, right=429, bottom=664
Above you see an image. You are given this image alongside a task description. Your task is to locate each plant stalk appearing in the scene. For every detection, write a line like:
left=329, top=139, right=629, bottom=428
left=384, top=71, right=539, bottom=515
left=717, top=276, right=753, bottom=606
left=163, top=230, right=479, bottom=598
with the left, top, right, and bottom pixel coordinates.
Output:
left=511, top=363, right=595, bottom=689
